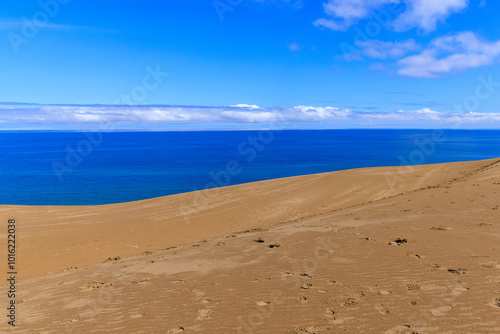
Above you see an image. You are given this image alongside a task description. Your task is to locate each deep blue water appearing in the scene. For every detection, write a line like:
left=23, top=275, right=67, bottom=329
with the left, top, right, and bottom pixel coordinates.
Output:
left=0, top=130, right=499, bottom=205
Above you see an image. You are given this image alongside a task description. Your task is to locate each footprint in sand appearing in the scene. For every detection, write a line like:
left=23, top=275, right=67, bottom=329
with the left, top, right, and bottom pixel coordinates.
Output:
left=430, top=226, right=450, bottom=231
left=168, top=327, right=184, bottom=334
left=61, top=266, right=78, bottom=272
left=450, top=286, right=470, bottom=296
left=190, top=288, right=205, bottom=298
left=385, top=325, right=414, bottom=334
left=297, top=296, right=308, bottom=303
left=291, top=325, right=332, bottom=334
left=81, top=281, right=112, bottom=291
left=324, top=280, right=345, bottom=287
left=406, top=284, right=420, bottom=291
left=490, top=298, right=500, bottom=308
left=428, top=264, right=443, bottom=271
left=254, top=300, right=271, bottom=306
left=343, top=298, right=359, bottom=307
left=448, top=268, right=468, bottom=275
left=301, top=283, right=313, bottom=290
left=431, top=305, right=453, bottom=316
left=374, top=303, right=391, bottom=315
left=388, top=238, right=407, bottom=246
left=406, top=252, right=421, bottom=259
left=197, top=308, right=211, bottom=320
left=127, top=279, right=149, bottom=285
left=282, top=271, right=312, bottom=278
left=324, top=308, right=336, bottom=320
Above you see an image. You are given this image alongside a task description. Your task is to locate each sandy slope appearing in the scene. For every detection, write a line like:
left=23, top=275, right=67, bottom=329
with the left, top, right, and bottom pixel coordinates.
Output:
left=1, top=158, right=500, bottom=333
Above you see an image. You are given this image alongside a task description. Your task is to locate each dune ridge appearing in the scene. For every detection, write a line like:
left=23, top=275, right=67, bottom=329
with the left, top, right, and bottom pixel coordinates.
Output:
left=1, top=158, right=496, bottom=280
left=1, top=158, right=500, bottom=333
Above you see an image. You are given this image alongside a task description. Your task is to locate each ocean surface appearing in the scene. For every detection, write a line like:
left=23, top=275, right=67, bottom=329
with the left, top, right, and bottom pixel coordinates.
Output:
left=1, top=130, right=499, bottom=205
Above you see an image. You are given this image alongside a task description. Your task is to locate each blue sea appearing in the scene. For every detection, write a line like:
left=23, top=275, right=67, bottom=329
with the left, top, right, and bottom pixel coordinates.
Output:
left=1, top=130, right=499, bottom=205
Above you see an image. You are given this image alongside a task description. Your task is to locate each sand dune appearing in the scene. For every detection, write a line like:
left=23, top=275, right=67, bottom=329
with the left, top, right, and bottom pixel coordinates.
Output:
left=1, top=158, right=500, bottom=333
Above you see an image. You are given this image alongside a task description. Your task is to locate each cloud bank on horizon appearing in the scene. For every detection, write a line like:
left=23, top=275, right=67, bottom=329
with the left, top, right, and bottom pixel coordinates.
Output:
left=2, top=103, right=500, bottom=130
left=1, top=0, right=500, bottom=129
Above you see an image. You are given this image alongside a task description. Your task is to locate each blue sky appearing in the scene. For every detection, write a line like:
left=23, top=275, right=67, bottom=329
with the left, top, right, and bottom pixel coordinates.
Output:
left=1, top=0, right=500, bottom=129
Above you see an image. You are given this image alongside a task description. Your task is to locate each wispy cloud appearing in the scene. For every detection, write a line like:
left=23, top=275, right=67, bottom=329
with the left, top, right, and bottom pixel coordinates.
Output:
left=0, top=20, right=89, bottom=31
left=1, top=103, right=500, bottom=130
left=0, top=20, right=119, bottom=34
left=314, top=0, right=398, bottom=31
left=317, top=1, right=500, bottom=78
left=229, top=104, right=261, bottom=109
left=398, top=31, right=500, bottom=77
left=314, top=0, right=468, bottom=32
left=391, top=0, right=468, bottom=32
left=357, top=39, right=421, bottom=59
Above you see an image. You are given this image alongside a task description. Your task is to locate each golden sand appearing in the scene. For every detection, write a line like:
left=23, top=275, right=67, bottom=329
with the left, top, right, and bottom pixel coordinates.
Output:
left=1, top=158, right=499, bottom=333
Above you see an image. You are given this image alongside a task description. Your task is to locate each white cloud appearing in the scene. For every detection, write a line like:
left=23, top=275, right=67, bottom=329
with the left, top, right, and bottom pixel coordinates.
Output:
left=229, top=104, right=261, bottom=109
left=317, top=1, right=499, bottom=77
left=315, top=0, right=468, bottom=32
left=391, top=0, right=468, bottom=32
left=359, top=107, right=500, bottom=125
left=398, top=31, right=500, bottom=77
left=314, top=0, right=397, bottom=31
left=291, top=105, right=352, bottom=120
left=73, top=114, right=103, bottom=122
left=0, top=104, right=350, bottom=127
left=396, top=107, right=441, bottom=120
left=314, top=18, right=347, bottom=31
left=2, top=103, right=500, bottom=129
left=357, top=39, right=420, bottom=59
